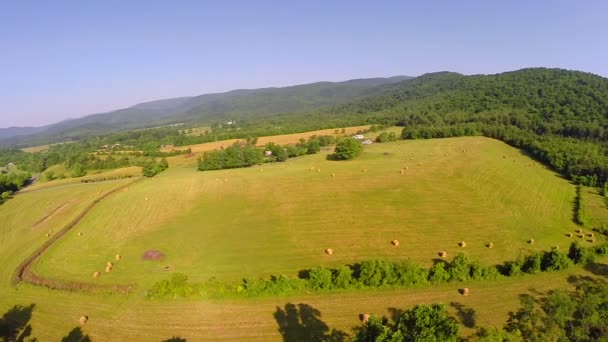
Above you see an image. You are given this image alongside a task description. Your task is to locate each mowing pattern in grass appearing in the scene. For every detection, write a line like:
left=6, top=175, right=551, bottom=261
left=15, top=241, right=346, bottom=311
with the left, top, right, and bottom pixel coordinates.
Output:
left=34, top=137, right=580, bottom=288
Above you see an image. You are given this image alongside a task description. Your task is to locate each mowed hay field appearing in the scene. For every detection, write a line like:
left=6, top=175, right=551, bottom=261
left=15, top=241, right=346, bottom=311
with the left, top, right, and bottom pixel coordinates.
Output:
left=34, top=136, right=581, bottom=288
left=0, top=136, right=605, bottom=341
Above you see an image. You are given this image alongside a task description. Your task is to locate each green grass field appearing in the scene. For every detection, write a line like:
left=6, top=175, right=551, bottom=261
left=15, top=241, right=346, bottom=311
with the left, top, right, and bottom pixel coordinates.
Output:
left=0, top=135, right=606, bottom=341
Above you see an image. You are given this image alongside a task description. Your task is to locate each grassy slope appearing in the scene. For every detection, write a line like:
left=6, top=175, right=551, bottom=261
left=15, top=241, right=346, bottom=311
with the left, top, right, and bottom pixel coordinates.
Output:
left=35, top=137, right=582, bottom=288
left=1, top=135, right=606, bottom=341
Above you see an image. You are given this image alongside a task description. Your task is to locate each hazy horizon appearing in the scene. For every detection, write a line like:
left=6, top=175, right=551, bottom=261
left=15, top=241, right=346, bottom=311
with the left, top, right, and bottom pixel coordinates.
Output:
left=1, top=0, right=607, bottom=128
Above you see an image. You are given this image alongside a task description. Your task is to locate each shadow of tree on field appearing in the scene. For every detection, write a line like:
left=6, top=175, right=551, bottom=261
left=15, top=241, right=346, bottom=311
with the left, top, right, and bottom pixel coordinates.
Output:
left=584, top=261, right=608, bottom=278
left=449, top=302, right=476, bottom=328
left=0, top=303, right=35, bottom=342
left=274, top=303, right=348, bottom=342
left=387, top=307, right=403, bottom=325
left=162, top=337, right=187, bottom=342
left=61, top=327, right=91, bottom=342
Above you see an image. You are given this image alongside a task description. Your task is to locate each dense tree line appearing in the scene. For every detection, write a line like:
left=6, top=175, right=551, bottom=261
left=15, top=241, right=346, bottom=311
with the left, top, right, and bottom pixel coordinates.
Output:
left=197, top=135, right=338, bottom=171
left=146, top=240, right=608, bottom=299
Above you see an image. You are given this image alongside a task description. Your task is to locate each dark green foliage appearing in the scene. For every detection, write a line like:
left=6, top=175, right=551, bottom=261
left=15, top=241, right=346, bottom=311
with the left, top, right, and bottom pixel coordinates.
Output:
left=567, top=241, right=595, bottom=264
left=541, top=250, right=573, bottom=271
left=573, top=185, right=586, bottom=225
left=0, top=171, right=31, bottom=204
left=353, top=315, right=392, bottom=342
left=397, top=304, right=460, bottom=342
left=503, top=279, right=608, bottom=341
left=353, top=304, right=459, bottom=342
left=329, top=138, right=363, bottom=160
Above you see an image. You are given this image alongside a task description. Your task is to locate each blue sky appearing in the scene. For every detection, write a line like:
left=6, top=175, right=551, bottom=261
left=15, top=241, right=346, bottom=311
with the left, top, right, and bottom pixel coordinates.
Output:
left=1, top=0, right=606, bottom=128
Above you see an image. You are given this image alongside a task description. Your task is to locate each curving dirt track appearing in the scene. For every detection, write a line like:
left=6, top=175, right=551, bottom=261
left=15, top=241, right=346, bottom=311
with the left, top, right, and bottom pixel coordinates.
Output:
left=12, top=179, right=142, bottom=293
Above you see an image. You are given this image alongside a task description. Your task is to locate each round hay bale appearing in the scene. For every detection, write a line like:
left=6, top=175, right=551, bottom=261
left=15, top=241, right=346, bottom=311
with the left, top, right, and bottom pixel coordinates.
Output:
left=404, top=166, right=409, bottom=170
left=567, top=233, right=573, bottom=238
left=317, top=168, right=321, bottom=173
left=400, top=169, right=405, bottom=175
left=588, top=233, right=594, bottom=238
left=576, top=229, right=583, bottom=234
left=163, top=265, right=172, bottom=271
left=529, top=239, right=535, bottom=244
left=487, top=242, right=494, bottom=248
left=439, top=251, right=447, bottom=258
left=105, top=265, right=112, bottom=273
left=331, top=173, right=336, bottom=178
left=459, top=241, right=466, bottom=248
left=362, top=169, right=367, bottom=173
left=577, top=234, right=584, bottom=238
left=92, top=271, right=100, bottom=278
left=115, top=254, right=121, bottom=261
left=391, top=240, right=400, bottom=246
left=325, top=248, right=333, bottom=255
left=79, top=316, right=88, bottom=325
left=106, top=261, right=113, bottom=267
left=45, top=233, right=50, bottom=237
left=78, top=232, right=83, bottom=236
left=461, top=288, right=470, bottom=296
left=360, top=313, right=370, bottom=323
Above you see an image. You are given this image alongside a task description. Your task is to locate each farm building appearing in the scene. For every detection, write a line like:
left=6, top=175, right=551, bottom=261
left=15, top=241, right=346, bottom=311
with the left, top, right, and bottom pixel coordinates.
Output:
left=352, top=134, right=365, bottom=140
left=362, top=140, right=373, bottom=145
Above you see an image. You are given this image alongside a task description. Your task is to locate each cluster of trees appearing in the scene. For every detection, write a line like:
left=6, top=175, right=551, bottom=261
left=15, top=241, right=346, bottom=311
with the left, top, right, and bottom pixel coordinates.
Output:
left=355, top=277, right=608, bottom=342
left=328, top=138, right=364, bottom=160
left=0, top=171, right=31, bottom=204
left=146, top=241, right=608, bottom=299
left=142, top=158, right=169, bottom=177
left=198, top=135, right=338, bottom=171
left=354, top=304, right=460, bottom=342
left=375, top=131, right=398, bottom=143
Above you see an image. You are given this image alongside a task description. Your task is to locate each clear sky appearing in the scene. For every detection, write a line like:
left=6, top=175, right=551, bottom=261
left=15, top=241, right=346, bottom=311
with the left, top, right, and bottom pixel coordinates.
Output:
left=1, top=0, right=606, bottom=128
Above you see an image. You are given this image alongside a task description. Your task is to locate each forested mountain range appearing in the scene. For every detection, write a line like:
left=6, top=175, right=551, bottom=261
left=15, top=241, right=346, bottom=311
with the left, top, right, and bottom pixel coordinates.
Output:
left=0, top=76, right=411, bottom=146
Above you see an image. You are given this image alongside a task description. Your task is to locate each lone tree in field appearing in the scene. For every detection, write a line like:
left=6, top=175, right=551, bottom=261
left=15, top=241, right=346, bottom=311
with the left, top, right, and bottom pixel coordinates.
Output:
left=329, top=138, right=363, bottom=160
